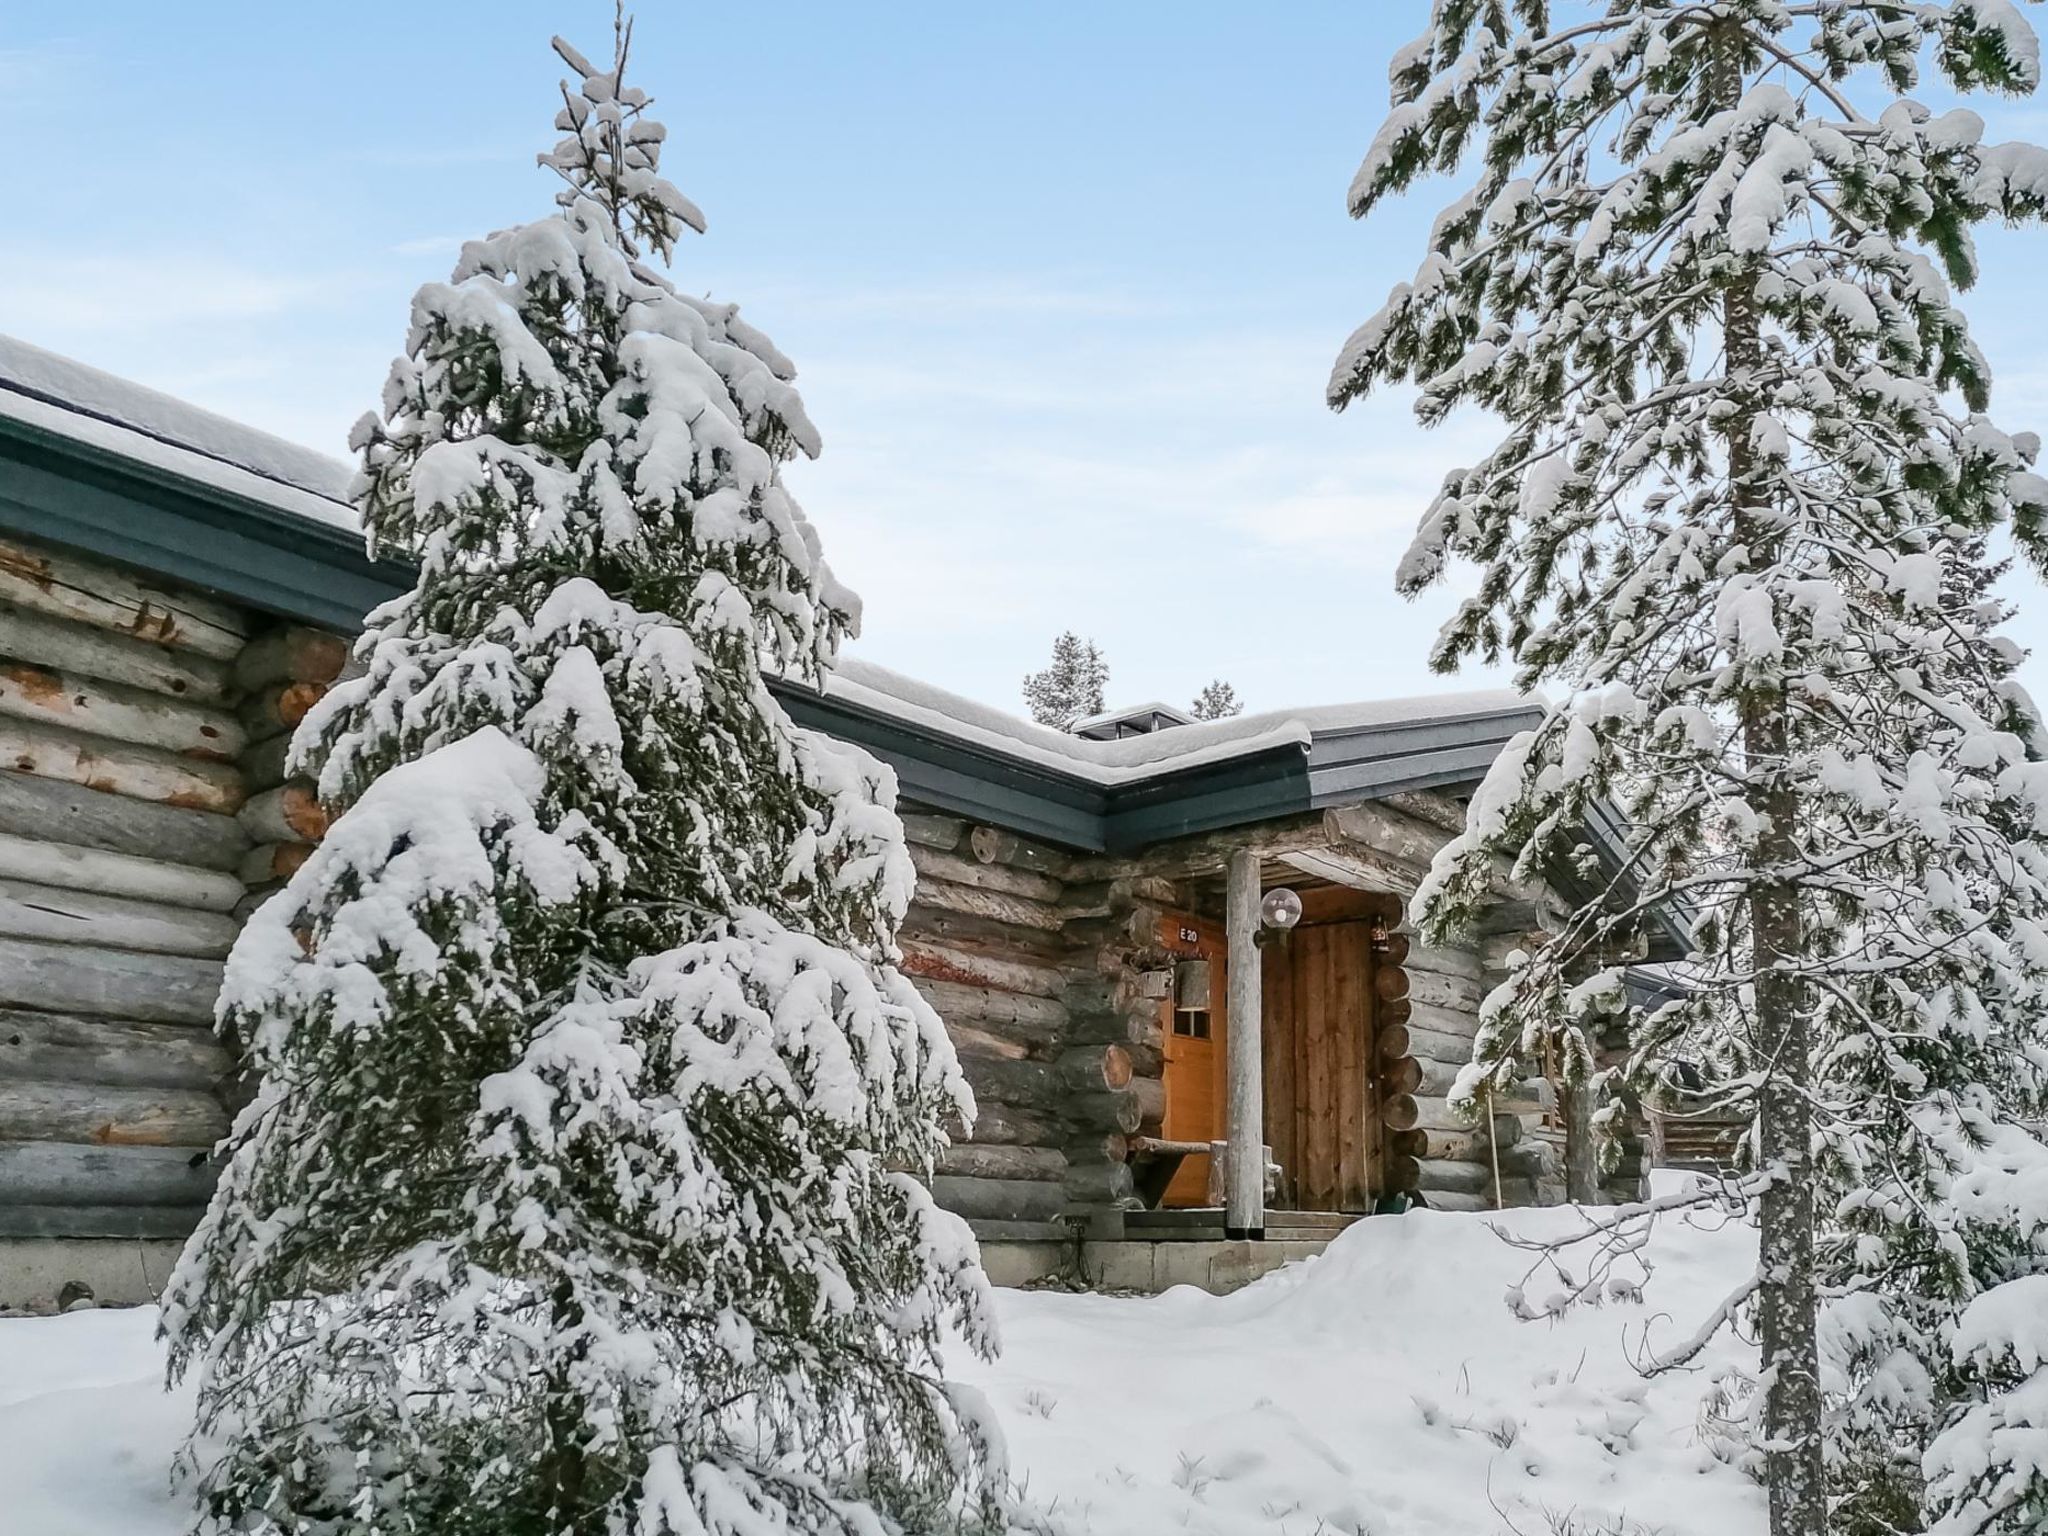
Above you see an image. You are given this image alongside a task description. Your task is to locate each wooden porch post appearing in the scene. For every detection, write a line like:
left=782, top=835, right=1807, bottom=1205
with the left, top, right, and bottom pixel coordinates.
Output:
left=1225, top=847, right=1265, bottom=1237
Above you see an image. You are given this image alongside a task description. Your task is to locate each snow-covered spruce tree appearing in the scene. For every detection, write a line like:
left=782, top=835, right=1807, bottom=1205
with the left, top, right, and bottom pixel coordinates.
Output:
left=162, top=21, right=1006, bottom=1536
left=1191, top=679, right=1244, bottom=721
left=1334, top=4, right=2048, bottom=1531
left=1021, top=631, right=1108, bottom=729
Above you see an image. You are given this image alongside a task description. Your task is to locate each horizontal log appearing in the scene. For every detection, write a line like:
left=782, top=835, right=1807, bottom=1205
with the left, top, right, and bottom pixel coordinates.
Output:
left=911, top=876, right=1064, bottom=933
left=1324, top=800, right=1453, bottom=870
left=1057, top=1044, right=1132, bottom=1093
left=952, top=1099, right=1058, bottom=1148
left=0, top=935, right=224, bottom=1024
left=962, top=1217, right=1069, bottom=1245
left=898, top=937, right=1067, bottom=999
left=930, top=1174, right=1067, bottom=1223
left=897, top=811, right=966, bottom=852
left=909, top=843, right=1063, bottom=905
left=969, top=824, right=1077, bottom=881
left=0, top=1007, right=232, bottom=1090
left=1374, top=965, right=1410, bottom=1003
left=237, top=784, right=329, bottom=845
left=1062, top=1159, right=1136, bottom=1207
left=0, top=659, right=245, bottom=759
left=1408, top=968, right=1482, bottom=1013
left=1372, top=932, right=1411, bottom=967
left=1416, top=1190, right=1491, bottom=1214
left=0, top=876, right=241, bottom=958
left=934, top=1142, right=1065, bottom=1182
left=0, top=830, right=243, bottom=912
left=1409, top=1156, right=1495, bottom=1195
left=0, top=599, right=233, bottom=703
left=240, top=731, right=297, bottom=794
left=232, top=626, right=349, bottom=691
left=237, top=681, right=329, bottom=740
left=1382, top=789, right=1468, bottom=834
left=0, top=1078, right=228, bottom=1146
left=1406, top=1004, right=1480, bottom=1051
left=1380, top=1055, right=1423, bottom=1096
left=903, top=901, right=1069, bottom=962
left=1381, top=1093, right=1420, bottom=1132
left=0, top=534, right=247, bottom=660
left=0, top=717, right=243, bottom=812
left=1387, top=1119, right=1523, bottom=1161
left=0, top=1140, right=217, bottom=1206
left=1081, top=811, right=1334, bottom=883
left=0, top=1203, right=207, bottom=1239
left=0, top=769, right=245, bottom=870
left=910, top=977, right=1065, bottom=1034
left=1065, top=1089, right=1142, bottom=1135
left=947, top=1021, right=1042, bottom=1063
left=959, top=1056, right=1060, bottom=1110
left=1412, top=1055, right=1466, bottom=1098
left=1406, top=942, right=1484, bottom=982
left=239, top=840, right=313, bottom=888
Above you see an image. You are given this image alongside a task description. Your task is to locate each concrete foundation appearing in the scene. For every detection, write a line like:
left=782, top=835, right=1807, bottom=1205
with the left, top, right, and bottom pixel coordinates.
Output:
left=0, top=1239, right=183, bottom=1313
left=981, top=1237, right=1331, bottom=1295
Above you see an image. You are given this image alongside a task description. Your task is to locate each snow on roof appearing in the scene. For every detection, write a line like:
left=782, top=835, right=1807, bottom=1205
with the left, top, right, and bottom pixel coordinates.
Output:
left=824, top=656, right=1535, bottom=786
left=0, top=332, right=1540, bottom=792
left=1071, top=701, right=1198, bottom=734
left=0, top=334, right=359, bottom=534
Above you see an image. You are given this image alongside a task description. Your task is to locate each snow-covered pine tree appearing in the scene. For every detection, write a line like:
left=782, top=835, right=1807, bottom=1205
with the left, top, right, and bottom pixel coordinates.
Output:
left=1191, top=679, right=1243, bottom=721
left=1021, top=631, right=1108, bottom=729
left=162, top=19, right=1007, bottom=1536
left=1334, top=4, right=2048, bottom=1530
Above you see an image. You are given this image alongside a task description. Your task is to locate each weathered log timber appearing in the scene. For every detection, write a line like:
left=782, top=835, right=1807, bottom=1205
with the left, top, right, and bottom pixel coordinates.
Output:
left=0, top=1008, right=230, bottom=1090
left=0, top=1078, right=228, bottom=1146
left=902, top=901, right=1069, bottom=962
left=969, top=824, right=1076, bottom=880
left=0, top=770, right=245, bottom=871
left=950, top=1099, right=1059, bottom=1148
left=0, top=660, right=245, bottom=760
left=934, top=1143, right=1065, bottom=1182
left=911, top=876, right=1065, bottom=933
left=896, top=811, right=965, bottom=852
left=0, top=876, right=241, bottom=958
left=0, top=717, right=243, bottom=812
left=0, top=936, right=224, bottom=1025
left=1387, top=1119, right=1523, bottom=1161
left=0, top=601, right=233, bottom=703
left=238, top=840, right=313, bottom=889
left=231, top=625, right=348, bottom=690
left=909, top=977, right=1066, bottom=1035
left=929, top=1174, right=1067, bottom=1223
left=0, top=534, right=247, bottom=660
left=898, top=937, right=1066, bottom=998
left=908, top=843, right=1064, bottom=905
left=0, top=831, right=242, bottom=912
left=236, top=680, right=328, bottom=739
left=0, top=1142, right=217, bottom=1207
left=236, top=784, right=329, bottom=845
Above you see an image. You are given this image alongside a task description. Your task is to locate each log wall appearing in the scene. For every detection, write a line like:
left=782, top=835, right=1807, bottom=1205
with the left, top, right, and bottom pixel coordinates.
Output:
left=0, top=531, right=1564, bottom=1264
left=0, top=532, right=350, bottom=1254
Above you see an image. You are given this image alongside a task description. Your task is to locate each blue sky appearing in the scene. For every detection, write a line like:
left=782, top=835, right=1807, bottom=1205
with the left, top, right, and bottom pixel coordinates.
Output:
left=11, top=4, right=2048, bottom=717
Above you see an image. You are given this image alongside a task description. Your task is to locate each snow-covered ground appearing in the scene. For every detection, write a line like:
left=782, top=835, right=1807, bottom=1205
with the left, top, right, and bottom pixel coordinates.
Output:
left=2, top=1197, right=1763, bottom=1536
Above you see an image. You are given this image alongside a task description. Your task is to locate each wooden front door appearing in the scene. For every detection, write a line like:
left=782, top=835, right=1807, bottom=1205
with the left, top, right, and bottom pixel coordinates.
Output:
left=1261, top=889, right=1389, bottom=1211
left=1158, top=911, right=1226, bottom=1206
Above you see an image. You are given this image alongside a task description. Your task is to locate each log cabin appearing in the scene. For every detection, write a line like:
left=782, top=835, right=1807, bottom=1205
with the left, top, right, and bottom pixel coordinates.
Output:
left=0, top=336, right=1671, bottom=1306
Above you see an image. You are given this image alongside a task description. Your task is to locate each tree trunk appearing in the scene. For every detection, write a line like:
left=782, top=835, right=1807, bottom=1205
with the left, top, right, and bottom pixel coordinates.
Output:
left=1714, top=24, right=1824, bottom=1533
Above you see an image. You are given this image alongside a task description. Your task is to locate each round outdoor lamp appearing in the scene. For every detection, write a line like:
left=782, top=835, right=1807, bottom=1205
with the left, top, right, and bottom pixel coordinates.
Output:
left=1257, top=886, right=1303, bottom=944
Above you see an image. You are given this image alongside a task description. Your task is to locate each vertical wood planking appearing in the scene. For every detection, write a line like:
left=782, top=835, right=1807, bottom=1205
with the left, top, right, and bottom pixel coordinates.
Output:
left=1261, top=936, right=1295, bottom=1208
left=1335, top=921, right=1367, bottom=1210
left=1302, top=924, right=1337, bottom=1210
